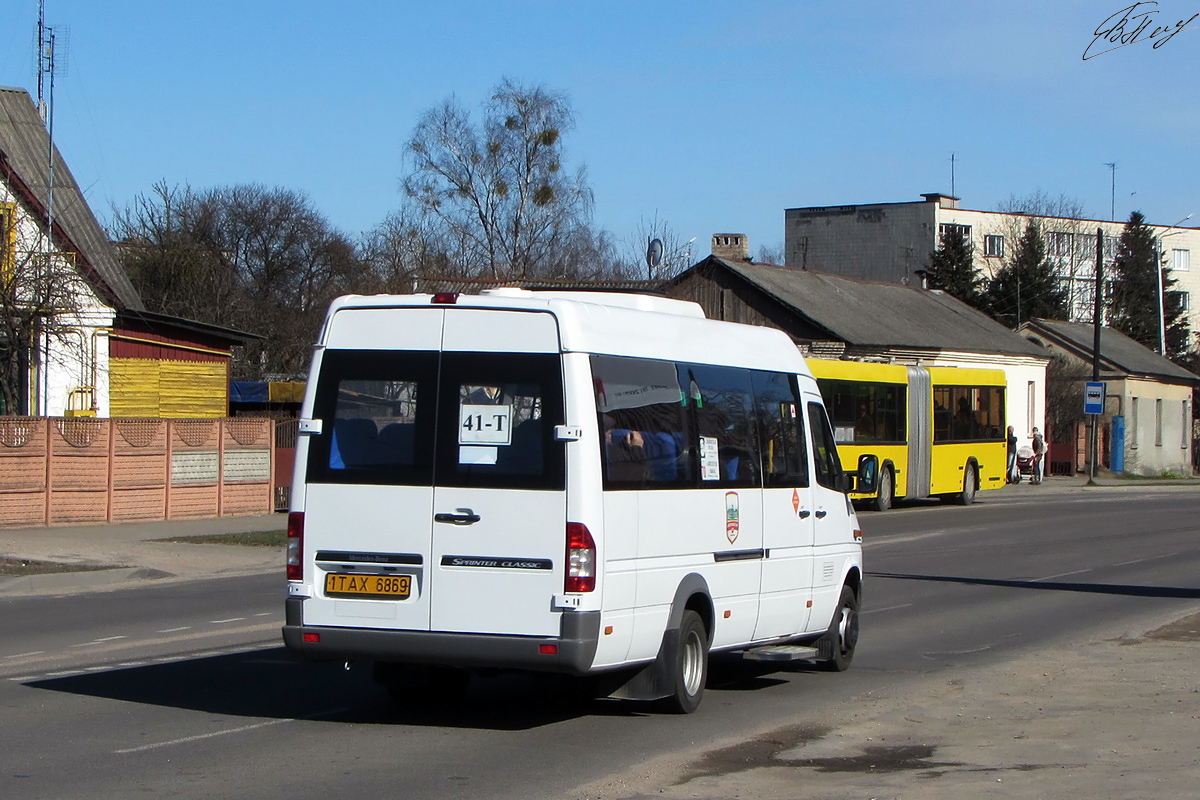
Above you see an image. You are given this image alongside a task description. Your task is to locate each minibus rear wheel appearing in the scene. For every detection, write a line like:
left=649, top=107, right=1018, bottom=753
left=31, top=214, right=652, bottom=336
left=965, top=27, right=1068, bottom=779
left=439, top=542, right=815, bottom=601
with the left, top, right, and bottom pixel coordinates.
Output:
left=665, top=610, right=709, bottom=714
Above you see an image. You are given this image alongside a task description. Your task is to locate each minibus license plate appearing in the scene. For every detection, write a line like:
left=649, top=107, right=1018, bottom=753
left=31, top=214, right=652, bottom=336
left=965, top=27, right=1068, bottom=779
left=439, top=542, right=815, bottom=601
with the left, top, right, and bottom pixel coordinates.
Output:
left=325, top=573, right=411, bottom=599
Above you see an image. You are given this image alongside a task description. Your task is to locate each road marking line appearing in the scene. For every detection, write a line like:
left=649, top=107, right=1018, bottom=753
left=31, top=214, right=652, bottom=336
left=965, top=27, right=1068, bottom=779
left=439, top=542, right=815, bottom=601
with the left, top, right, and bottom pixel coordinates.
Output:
left=253, top=612, right=272, bottom=617
left=156, top=627, right=192, bottom=633
left=3, top=651, right=46, bottom=659
left=1114, top=552, right=1179, bottom=567
left=1033, top=569, right=1093, bottom=581
left=116, top=718, right=293, bottom=754
left=861, top=603, right=913, bottom=615
left=115, top=708, right=348, bottom=754
left=210, top=617, right=246, bottom=624
left=71, top=636, right=127, bottom=648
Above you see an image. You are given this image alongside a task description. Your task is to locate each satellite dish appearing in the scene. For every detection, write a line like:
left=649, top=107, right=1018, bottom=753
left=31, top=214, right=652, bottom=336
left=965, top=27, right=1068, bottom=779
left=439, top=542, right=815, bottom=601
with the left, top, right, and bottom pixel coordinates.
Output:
left=646, top=238, right=664, bottom=270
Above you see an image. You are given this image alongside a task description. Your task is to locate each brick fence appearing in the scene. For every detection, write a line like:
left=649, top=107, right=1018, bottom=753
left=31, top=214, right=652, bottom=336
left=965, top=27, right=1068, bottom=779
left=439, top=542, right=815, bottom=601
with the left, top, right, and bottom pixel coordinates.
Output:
left=0, top=417, right=275, bottom=527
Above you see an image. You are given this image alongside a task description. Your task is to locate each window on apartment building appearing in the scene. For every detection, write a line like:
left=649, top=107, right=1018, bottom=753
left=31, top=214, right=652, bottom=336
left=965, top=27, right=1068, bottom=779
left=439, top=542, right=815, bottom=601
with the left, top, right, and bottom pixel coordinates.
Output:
left=984, top=234, right=1004, bottom=257
left=938, top=223, right=971, bottom=242
left=1173, top=249, right=1190, bottom=272
left=1048, top=231, right=1074, bottom=258
left=1167, top=290, right=1189, bottom=313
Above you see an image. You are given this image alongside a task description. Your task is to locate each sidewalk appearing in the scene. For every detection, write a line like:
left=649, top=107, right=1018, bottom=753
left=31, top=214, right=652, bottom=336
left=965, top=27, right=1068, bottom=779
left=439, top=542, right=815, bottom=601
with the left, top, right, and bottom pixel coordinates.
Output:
left=0, top=512, right=288, bottom=595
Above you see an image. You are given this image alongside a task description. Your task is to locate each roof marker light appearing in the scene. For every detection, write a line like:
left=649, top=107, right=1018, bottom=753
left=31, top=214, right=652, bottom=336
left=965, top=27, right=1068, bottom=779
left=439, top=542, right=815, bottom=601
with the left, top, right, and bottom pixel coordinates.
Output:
left=431, top=292, right=459, bottom=305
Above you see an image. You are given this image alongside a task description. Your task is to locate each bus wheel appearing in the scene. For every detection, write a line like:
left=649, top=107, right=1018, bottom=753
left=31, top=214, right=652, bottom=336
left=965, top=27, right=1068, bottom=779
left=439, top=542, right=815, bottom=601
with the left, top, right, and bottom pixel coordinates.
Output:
left=819, top=585, right=859, bottom=671
left=957, top=463, right=977, bottom=505
left=665, top=610, right=709, bottom=714
left=869, top=466, right=893, bottom=512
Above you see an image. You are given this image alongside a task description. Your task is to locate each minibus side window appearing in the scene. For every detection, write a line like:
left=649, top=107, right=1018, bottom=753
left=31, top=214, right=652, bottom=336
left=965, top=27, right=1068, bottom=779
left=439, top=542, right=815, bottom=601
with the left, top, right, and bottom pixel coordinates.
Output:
left=807, top=401, right=844, bottom=490
left=752, top=371, right=809, bottom=488
left=686, top=364, right=760, bottom=488
left=592, top=355, right=692, bottom=489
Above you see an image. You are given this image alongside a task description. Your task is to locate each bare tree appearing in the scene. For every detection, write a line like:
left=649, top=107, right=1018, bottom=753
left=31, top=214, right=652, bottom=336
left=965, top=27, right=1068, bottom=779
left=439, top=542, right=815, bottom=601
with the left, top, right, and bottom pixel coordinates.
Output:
left=115, top=184, right=360, bottom=381
left=996, top=191, right=1089, bottom=220
left=402, top=78, right=597, bottom=281
left=756, top=243, right=785, bottom=266
left=624, top=215, right=695, bottom=280
left=0, top=217, right=91, bottom=415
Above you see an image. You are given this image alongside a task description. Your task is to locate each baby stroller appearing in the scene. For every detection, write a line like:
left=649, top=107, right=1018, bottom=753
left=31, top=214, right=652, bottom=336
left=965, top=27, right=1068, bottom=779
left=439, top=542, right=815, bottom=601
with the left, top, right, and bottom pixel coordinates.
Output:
left=1014, top=445, right=1041, bottom=484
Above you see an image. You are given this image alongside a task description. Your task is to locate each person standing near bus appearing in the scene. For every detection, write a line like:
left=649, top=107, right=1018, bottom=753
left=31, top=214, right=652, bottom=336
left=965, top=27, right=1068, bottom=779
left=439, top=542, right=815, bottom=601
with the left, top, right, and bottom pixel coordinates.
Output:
left=1006, top=425, right=1018, bottom=484
left=1030, top=427, right=1046, bottom=484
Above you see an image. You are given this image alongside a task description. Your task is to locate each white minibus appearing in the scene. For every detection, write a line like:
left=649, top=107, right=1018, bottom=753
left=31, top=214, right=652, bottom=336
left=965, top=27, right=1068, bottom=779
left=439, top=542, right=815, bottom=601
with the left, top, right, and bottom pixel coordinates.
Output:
left=282, top=289, right=877, bottom=713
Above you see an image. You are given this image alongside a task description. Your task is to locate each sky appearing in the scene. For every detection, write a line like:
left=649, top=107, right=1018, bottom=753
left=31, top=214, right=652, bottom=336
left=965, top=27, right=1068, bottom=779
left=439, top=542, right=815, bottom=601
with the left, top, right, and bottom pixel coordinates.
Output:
left=1, top=0, right=1197, bottom=267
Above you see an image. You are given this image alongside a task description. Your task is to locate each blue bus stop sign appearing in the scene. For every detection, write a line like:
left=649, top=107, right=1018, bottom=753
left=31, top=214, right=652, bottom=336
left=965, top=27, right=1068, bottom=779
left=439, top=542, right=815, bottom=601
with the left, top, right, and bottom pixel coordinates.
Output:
left=1084, top=382, right=1105, bottom=415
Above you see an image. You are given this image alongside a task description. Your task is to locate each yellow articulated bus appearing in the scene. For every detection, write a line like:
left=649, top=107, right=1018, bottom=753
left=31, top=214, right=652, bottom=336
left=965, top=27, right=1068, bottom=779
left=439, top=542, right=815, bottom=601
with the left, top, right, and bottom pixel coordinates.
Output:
left=809, top=360, right=1006, bottom=510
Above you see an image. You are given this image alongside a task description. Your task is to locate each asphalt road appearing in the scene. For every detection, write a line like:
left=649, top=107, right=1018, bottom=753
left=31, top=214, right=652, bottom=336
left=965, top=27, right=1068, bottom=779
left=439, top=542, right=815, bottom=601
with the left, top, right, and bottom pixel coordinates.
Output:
left=2, top=485, right=1198, bottom=799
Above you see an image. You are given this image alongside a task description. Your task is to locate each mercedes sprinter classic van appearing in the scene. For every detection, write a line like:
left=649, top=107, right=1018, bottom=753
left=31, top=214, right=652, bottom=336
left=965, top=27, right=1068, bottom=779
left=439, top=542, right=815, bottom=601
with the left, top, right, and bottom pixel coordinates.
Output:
left=282, top=289, right=876, bottom=713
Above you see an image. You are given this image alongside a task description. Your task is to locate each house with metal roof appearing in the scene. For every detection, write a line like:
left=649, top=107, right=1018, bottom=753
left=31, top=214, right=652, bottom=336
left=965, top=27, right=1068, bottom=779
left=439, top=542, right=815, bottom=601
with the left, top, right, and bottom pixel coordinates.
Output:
left=664, top=252, right=1051, bottom=440
left=1020, top=318, right=1198, bottom=476
left=1, top=86, right=253, bottom=417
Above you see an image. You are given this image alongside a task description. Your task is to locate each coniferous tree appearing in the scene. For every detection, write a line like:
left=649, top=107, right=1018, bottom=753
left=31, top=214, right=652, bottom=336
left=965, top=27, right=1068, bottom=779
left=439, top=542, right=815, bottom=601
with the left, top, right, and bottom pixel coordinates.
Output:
left=927, top=226, right=983, bottom=306
left=982, top=220, right=1069, bottom=326
left=1109, top=211, right=1189, bottom=358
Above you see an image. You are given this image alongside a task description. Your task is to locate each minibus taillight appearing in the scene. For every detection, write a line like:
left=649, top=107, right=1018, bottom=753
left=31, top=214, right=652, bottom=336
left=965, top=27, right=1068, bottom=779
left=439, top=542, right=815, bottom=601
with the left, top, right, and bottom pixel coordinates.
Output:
left=565, top=522, right=596, bottom=593
left=431, top=292, right=459, bottom=305
left=287, top=511, right=304, bottom=581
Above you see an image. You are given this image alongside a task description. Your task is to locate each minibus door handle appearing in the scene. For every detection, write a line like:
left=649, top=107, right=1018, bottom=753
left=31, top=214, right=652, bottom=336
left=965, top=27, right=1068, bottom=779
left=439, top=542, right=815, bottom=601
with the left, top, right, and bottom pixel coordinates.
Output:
left=814, top=509, right=828, bottom=519
left=797, top=509, right=812, bottom=519
left=434, top=509, right=482, bottom=525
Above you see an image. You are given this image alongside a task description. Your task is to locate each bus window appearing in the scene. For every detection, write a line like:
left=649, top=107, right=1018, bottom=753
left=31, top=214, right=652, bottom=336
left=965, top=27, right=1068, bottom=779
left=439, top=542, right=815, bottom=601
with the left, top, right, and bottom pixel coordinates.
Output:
left=751, top=371, right=808, bottom=488
left=935, top=385, right=1005, bottom=443
left=818, top=378, right=905, bottom=444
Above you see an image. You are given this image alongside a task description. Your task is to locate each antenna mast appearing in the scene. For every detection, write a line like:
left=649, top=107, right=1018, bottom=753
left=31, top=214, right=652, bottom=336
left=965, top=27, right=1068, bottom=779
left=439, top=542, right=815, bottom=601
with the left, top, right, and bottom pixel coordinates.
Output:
left=1104, top=161, right=1117, bottom=221
left=35, top=7, right=68, bottom=250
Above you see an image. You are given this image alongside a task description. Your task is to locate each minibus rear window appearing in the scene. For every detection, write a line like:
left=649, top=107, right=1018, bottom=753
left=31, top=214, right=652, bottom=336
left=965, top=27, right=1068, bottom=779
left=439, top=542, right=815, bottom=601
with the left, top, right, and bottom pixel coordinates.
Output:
left=434, top=352, right=566, bottom=491
left=306, top=350, right=438, bottom=486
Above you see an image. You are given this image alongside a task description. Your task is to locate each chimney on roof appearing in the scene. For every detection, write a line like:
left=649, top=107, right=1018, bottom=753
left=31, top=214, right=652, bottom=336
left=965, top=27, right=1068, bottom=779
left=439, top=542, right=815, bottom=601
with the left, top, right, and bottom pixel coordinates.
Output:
left=712, top=233, right=749, bottom=261
left=920, top=193, right=960, bottom=210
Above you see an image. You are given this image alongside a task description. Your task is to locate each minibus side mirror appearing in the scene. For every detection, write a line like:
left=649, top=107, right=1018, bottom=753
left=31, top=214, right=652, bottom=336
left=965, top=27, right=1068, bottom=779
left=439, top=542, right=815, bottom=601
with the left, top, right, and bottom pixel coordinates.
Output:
left=848, top=454, right=879, bottom=495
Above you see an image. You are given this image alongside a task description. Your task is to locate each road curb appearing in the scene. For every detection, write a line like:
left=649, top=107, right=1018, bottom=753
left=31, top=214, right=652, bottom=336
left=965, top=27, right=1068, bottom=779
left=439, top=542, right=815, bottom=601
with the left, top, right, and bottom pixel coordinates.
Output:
left=0, top=567, right=174, bottom=595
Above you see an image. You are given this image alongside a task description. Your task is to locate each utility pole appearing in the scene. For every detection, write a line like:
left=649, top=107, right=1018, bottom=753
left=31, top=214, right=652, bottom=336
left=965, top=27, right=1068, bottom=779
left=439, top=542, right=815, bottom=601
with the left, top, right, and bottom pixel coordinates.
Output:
left=1089, top=227, right=1104, bottom=484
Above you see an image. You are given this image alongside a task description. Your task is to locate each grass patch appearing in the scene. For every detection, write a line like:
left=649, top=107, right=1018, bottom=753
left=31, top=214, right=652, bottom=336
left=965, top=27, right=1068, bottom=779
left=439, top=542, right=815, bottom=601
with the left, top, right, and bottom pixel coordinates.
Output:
left=1114, top=471, right=1193, bottom=481
left=152, top=530, right=287, bottom=547
left=0, top=557, right=126, bottom=576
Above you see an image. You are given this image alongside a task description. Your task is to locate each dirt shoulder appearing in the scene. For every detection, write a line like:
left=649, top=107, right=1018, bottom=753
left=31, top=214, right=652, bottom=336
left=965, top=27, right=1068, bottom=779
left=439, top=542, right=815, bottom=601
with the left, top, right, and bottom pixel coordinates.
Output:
left=573, top=611, right=1200, bottom=800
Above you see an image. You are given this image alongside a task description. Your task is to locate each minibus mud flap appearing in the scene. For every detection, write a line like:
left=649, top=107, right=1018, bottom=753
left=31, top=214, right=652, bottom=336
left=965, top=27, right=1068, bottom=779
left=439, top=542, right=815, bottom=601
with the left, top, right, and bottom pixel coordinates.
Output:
left=608, top=574, right=712, bottom=702
left=607, top=627, right=680, bottom=702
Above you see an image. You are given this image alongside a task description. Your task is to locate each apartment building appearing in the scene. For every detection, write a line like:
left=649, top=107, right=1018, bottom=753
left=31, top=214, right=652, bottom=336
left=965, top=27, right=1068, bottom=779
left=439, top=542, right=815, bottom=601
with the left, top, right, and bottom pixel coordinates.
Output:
left=784, top=193, right=1199, bottom=342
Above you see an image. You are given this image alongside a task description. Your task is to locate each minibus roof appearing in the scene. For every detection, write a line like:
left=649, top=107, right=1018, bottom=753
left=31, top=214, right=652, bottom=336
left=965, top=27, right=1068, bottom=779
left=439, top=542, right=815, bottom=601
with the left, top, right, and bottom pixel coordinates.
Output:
left=319, top=290, right=811, bottom=375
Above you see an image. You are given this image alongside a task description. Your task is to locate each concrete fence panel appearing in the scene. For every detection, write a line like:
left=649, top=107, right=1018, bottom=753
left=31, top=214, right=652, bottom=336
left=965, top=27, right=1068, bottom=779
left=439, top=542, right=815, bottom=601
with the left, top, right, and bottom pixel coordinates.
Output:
left=0, top=417, right=275, bottom=527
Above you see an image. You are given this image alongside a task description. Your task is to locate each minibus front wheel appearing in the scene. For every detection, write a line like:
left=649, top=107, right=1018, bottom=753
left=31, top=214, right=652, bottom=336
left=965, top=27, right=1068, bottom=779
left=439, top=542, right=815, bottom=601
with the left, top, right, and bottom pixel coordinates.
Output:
left=818, top=585, right=859, bottom=671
